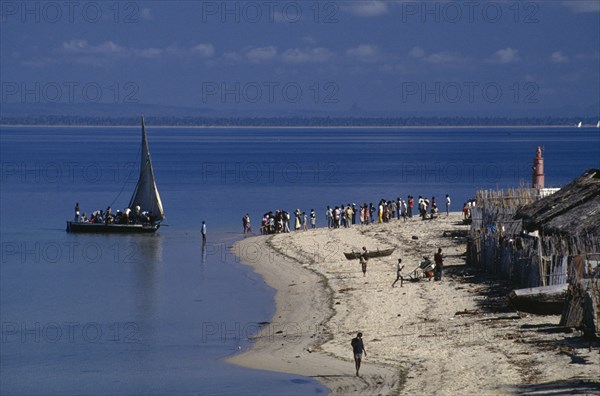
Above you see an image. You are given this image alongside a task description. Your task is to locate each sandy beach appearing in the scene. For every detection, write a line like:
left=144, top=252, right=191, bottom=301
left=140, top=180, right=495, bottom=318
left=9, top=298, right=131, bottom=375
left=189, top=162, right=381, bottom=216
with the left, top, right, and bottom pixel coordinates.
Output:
left=228, top=213, right=599, bottom=395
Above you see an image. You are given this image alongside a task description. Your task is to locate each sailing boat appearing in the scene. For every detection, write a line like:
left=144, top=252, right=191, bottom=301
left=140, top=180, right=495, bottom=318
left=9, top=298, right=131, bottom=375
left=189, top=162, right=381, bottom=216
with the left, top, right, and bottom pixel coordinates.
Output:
left=596, top=121, right=600, bottom=128
left=66, top=116, right=165, bottom=233
left=577, top=121, right=583, bottom=128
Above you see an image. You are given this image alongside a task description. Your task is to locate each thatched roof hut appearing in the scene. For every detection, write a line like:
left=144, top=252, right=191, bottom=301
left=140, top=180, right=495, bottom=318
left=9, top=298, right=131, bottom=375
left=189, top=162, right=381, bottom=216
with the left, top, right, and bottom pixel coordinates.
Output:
left=515, top=169, right=600, bottom=255
left=516, top=169, right=600, bottom=338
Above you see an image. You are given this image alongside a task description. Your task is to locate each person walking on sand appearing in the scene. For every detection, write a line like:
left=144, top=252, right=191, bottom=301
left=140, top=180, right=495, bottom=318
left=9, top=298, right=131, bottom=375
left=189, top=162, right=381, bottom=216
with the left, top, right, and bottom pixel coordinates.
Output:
left=201, top=221, right=207, bottom=243
left=392, top=258, right=404, bottom=287
left=434, top=248, right=444, bottom=281
left=351, top=332, right=367, bottom=376
left=392, top=259, right=404, bottom=287
left=359, top=246, right=369, bottom=276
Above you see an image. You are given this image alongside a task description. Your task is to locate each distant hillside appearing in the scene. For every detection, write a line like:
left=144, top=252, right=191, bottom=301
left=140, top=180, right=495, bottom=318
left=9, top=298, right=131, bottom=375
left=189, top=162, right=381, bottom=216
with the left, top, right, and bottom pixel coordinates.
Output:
left=1, top=102, right=598, bottom=127
left=2, top=115, right=598, bottom=127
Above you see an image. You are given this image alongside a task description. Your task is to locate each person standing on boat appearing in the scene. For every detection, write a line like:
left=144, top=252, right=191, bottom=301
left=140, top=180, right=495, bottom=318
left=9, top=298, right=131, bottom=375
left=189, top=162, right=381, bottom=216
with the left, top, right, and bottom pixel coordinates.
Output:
left=359, top=247, right=369, bottom=277
left=124, top=207, right=131, bottom=223
left=105, top=207, right=112, bottom=224
left=201, top=221, right=207, bottom=243
left=74, top=203, right=80, bottom=222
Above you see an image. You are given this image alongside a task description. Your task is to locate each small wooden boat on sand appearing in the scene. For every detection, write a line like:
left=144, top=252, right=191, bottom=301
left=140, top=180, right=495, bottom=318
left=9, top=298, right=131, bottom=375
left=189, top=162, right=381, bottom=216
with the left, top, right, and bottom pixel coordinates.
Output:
left=344, top=248, right=395, bottom=260
left=508, top=284, right=567, bottom=315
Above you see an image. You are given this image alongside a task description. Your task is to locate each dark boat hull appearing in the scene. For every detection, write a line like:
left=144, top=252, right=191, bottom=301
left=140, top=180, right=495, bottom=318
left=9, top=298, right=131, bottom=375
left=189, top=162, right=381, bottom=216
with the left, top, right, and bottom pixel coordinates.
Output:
left=508, top=284, right=567, bottom=315
left=344, top=248, right=395, bottom=260
left=66, top=221, right=160, bottom=233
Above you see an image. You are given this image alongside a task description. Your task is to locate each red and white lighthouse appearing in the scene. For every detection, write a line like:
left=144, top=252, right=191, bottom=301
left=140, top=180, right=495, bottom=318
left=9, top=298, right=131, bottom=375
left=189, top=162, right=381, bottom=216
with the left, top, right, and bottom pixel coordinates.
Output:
left=532, top=146, right=544, bottom=189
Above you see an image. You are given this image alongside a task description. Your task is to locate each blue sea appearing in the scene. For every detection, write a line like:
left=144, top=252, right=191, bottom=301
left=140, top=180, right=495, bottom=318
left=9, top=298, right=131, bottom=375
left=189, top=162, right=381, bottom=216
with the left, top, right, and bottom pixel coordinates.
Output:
left=1, top=126, right=599, bottom=395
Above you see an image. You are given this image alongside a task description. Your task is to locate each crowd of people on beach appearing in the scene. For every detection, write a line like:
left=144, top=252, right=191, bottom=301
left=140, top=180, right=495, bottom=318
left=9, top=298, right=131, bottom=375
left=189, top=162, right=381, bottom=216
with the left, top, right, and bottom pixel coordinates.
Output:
left=254, top=194, right=474, bottom=234
left=73, top=202, right=153, bottom=225
left=245, top=194, right=462, bottom=378
left=259, top=208, right=318, bottom=234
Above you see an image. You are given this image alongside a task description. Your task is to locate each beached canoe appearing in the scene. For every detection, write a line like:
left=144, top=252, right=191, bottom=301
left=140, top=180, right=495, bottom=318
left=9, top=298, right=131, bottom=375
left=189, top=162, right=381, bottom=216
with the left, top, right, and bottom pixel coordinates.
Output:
left=344, top=248, right=395, bottom=260
left=508, top=284, right=567, bottom=315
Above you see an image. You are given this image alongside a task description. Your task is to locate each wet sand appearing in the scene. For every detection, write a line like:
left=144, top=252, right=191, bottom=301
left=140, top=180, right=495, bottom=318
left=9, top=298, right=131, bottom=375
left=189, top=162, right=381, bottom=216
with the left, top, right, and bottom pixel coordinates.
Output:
left=228, top=213, right=599, bottom=395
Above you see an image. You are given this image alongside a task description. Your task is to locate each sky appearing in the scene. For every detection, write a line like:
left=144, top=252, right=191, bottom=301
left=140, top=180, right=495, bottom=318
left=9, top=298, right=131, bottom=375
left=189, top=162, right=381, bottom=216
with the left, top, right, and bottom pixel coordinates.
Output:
left=1, top=0, right=599, bottom=117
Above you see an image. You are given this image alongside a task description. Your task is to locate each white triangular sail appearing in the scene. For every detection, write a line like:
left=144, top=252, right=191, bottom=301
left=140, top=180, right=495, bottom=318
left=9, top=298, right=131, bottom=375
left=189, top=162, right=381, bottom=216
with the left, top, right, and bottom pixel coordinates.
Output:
left=128, top=116, right=165, bottom=223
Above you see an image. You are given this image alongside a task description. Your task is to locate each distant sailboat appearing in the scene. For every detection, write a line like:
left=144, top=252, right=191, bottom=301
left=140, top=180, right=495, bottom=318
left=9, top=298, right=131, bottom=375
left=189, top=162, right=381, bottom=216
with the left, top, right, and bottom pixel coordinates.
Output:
left=577, top=121, right=583, bottom=128
left=66, top=116, right=165, bottom=233
left=596, top=121, right=600, bottom=128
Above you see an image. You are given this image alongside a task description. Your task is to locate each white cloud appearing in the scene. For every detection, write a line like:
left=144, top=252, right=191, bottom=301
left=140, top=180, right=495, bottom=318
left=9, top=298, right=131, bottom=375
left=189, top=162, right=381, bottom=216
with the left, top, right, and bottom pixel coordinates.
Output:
left=424, top=51, right=466, bottom=64
left=140, top=7, right=153, bottom=21
left=282, top=47, right=333, bottom=63
left=380, top=63, right=407, bottom=73
left=272, top=8, right=302, bottom=23
left=346, top=44, right=380, bottom=62
left=488, top=48, right=520, bottom=64
left=408, top=47, right=467, bottom=64
left=137, top=48, right=163, bottom=58
left=245, top=46, right=278, bottom=63
left=61, top=39, right=89, bottom=52
left=56, top=39, right=215, bottom=66
left=222, top=51, right=242, bottom=62
left=223, top=46, right=333, bottom=64
left=21, top=57, right=56, bottom=67
left=61, top=40, right=126, bottom=55
left=408, top=46, right=425, bottom=58
left=575, top=51, right=600, bottom=60
left=345, top=1, right=389, bottom=17
left=561, top=1, right=600, bottom=13
left=551, top=51, right=569, bottom=63
left=191, top=44, right=215, bottom=58
left=302, top=36, right=316, bottom=45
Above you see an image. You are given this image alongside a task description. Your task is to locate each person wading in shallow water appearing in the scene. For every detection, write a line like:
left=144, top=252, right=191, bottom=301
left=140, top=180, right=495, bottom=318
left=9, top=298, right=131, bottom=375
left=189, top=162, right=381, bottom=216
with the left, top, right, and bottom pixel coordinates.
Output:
left=351, top=332, right=367, bottom=376
left=359, top=247, right=369, bottom=276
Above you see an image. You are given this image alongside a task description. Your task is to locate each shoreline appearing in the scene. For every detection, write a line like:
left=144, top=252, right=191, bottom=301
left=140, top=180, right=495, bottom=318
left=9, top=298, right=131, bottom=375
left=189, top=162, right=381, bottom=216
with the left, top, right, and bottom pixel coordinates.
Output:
left=227, top=231, right=402, bottom=395
left=0, top=124, right=592, bottom=129
left=228, top=213, right=599, bottom=395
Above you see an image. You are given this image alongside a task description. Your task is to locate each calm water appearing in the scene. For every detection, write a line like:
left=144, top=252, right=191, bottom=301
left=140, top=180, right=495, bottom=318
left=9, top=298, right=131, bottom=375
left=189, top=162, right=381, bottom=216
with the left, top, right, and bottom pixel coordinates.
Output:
left=1, top=126, right=598, bottom=395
